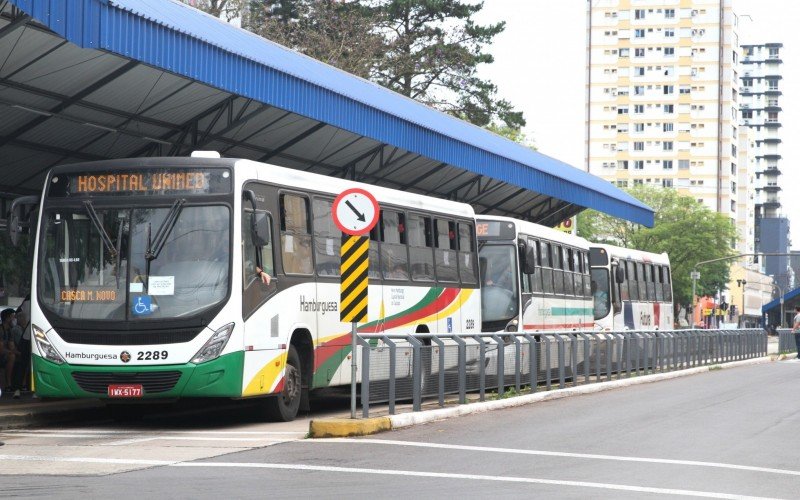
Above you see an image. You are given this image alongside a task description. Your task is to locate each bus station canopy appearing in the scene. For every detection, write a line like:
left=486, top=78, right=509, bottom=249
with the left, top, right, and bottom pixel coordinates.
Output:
left=0, top=0, right=654, bottom=228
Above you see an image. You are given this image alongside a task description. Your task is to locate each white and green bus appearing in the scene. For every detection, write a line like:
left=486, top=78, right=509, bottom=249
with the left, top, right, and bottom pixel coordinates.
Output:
left=476, top=215, right=594, bottom=333
left=11, top=155, right=480, bottom=421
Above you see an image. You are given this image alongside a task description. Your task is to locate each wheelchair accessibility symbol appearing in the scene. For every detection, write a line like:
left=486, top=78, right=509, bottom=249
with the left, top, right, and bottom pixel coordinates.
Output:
left=132, top=295, right=153, bottom=315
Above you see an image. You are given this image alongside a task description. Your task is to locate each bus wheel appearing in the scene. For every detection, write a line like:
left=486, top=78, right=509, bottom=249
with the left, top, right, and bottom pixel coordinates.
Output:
left=263, top=345, right=302, bottom=422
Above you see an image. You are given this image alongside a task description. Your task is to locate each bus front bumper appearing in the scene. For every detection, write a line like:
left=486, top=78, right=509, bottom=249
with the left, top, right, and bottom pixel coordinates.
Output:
left=32, top=351, right=244, bottom=399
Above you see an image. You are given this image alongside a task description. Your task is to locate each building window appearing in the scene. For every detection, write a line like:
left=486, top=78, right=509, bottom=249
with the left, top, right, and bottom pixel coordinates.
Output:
left=662, top=179, right=673, bottom=188
left=664, top=9, right=675, bottom=19
left=619, top=160, right=629, bottom=170
left=634, top=123, right=645, bottom=132
left=635, top=9, right=645, bottom=19
left=663, top=122, right=674, bottom=132
left=679, top=159, right=690, bottom=170
left=663, top=160, right=673, bottom=169
left=634, top=85, right=644, bottom=95
left=663, top=141, right=674, bottom=151
left=635, top=29, right=645, bottom=38
left=742, top=110, right=753, bottom=119
left=633, top=142, right=644, bottom=152
left=635, top=67, right=645, bottom=76
left=663, top=85, right=674, bottom=95
left=635, top=48, right=645, bottom=57
left=634, top=104, right=644, bottom=114
left=664, top=104, right=674, bottom=114
left=634, top=179, right=644, bottom=186
left=618, top=106, right=629, bottom=114
left=634, top=160, right=644, bottom=169
left=664, top=28, right=674, bottom=37
left=664, top=47, right=675, bottom=56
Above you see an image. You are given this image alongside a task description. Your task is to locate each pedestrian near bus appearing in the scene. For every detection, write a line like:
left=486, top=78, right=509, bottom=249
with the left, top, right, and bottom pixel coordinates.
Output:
left=793, top=306, right=800, bottom=360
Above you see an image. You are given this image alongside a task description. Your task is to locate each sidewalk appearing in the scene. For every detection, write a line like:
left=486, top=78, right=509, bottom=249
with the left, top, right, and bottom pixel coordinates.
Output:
left=0, top=390, right=103, bottom=430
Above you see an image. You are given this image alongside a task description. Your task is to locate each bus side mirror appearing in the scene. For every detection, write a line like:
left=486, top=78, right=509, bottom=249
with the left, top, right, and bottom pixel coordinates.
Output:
left=252, top=212, right=271, bottom=247
left=8, top=196, right=39, bottom=247
left=523, top=246, right=536, bottom=274
left=615, top=266, right=625, bottom=284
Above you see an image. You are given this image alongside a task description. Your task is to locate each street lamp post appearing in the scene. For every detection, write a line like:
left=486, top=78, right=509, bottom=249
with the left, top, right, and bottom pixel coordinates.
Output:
left=769, top=275, right=784, bottom=328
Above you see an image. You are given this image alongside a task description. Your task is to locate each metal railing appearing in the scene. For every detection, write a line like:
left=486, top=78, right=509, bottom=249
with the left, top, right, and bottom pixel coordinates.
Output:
left=777, top=328, right=797, bottom=355
left=354, top=329, right=767, bottom=418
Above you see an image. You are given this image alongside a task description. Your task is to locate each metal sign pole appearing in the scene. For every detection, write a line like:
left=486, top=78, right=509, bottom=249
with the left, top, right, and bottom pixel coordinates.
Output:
left=351, top=321, right=357, bottom=419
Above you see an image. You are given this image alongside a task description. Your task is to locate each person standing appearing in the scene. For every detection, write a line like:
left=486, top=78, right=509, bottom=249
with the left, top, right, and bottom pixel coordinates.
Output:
left=793, top=306, right=800, bottom=360
left=11, top=310, right=30, bottom=398
left=0, top=308, right=18, bottom=392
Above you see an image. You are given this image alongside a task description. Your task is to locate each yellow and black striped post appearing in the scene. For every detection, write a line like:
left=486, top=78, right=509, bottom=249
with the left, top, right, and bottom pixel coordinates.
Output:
left=340, top=234, right=369, bottom=323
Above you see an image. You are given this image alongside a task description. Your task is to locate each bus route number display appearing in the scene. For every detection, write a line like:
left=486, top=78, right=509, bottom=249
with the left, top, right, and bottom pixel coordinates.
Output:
left=47, top=168, right=232, bottom=197
left=475, top=220, right=516, bottom=240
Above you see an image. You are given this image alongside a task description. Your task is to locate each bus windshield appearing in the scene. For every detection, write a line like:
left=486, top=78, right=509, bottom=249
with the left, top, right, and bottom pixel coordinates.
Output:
left=39, top=204, right=230, bottom=321
left=479, top=244, right=519, bottom=325
left=591, top=268, right=610, bottom=320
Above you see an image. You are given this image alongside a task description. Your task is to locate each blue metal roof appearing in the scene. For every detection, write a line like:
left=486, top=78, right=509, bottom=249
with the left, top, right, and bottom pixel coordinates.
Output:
left=6, top=0, right=654, bottom=226
left=762, top=286, right=800, bottom=314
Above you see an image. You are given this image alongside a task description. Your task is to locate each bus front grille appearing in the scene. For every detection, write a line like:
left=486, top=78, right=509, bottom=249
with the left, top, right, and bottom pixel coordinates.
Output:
left=72, top=371, right=183, bottom=394
left=57, top=328, right=202, bottom=345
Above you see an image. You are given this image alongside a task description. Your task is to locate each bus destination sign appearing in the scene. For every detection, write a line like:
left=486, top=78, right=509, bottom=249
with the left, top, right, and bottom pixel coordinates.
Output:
left=48, top=168, right=232, bottom=197
left=475, top=219, right=516, bottom=241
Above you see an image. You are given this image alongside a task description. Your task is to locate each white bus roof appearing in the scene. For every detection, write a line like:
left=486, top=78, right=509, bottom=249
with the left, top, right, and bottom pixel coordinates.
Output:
left=237, top=159, right=475, bottom=218
left=477, top=214, right=590, bottom=249
left=592, top=243, right=670, bottom=266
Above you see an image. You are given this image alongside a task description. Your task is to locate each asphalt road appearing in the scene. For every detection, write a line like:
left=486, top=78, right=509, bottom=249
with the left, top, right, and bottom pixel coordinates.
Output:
left=2, top=360, right=799, bottom=499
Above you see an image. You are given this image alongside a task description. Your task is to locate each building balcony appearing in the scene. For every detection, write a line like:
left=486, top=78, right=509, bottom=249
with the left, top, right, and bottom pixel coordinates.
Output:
left=764, top=105, right=782, bottom=112
left=765, top=89, right=782, bottom=96
left=756, top=154, right=782, bottom=160
left=764, top=121, right=782, bottom=128
left=756, top=138, right=782, bottom=145
left=756, top=185, right=782, bottom=193
left=764, top=166, right=782, bottom=175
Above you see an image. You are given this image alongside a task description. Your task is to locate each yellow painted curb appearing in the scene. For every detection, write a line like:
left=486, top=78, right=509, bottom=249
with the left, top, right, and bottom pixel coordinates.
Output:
left=309, top=417, right=392, bottom=438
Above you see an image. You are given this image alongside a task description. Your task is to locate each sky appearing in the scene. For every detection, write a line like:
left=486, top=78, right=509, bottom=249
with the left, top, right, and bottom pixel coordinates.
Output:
left=475, top=0, right=800, bottom=248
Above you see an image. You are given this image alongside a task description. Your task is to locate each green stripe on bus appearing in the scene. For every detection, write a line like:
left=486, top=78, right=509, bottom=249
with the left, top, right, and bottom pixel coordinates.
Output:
left=550, top=307, right=594, bottom=316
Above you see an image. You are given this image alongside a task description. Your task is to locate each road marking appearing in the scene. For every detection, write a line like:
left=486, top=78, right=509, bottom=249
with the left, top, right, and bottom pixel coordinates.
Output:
left=312, top=439, right=800, bottom=478
left=0, top=454, right=778, bottom=499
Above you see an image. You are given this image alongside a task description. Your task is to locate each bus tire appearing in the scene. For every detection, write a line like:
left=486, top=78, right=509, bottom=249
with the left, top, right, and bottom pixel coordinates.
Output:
left=263, top=345, right=302, bottom=422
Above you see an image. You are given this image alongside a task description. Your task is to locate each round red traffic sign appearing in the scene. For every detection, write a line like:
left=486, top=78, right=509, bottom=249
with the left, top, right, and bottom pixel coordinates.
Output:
left=332, top=188, right=380, bottom=235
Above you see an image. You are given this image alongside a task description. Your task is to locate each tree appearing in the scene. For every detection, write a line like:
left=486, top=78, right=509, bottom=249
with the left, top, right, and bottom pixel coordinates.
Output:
left=245, top=0, right=385, bottom=79
left=577, top=186, right=737, bottom=309
left=486, top=123, right=535, bottom=150
left=371, top=0, right=524, bottom=129
left=180, top=0, right=247, bottom=22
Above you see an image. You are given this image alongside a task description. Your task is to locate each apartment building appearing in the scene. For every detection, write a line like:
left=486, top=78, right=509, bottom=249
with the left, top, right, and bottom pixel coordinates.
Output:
left=739, top=42, right=790, bottom=291
left=585, top=0, right=741, bottom=238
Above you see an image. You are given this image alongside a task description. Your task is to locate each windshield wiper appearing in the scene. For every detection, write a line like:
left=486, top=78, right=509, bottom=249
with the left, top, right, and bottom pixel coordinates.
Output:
left=145, top=199, right=186, bottom=261
left=83, top=201, right=116, bottom=258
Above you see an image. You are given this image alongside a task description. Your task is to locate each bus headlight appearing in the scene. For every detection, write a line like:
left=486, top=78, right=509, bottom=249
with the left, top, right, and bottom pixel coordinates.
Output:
left=191, top=323, right=235, bottom=364
left=33, top=325, right=65, bottom=364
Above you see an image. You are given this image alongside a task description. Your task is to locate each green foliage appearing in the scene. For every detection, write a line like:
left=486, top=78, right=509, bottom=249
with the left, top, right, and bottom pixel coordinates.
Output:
left=576, top=186, right=737, bottom=307
left=190, top=0, right=524, bottom=130
left=486, top=123, right=535, bottom=150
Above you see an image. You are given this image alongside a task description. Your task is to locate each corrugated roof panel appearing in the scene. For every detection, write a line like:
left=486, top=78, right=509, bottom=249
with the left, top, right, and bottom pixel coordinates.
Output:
left=5, top=0, right=654, bottom=226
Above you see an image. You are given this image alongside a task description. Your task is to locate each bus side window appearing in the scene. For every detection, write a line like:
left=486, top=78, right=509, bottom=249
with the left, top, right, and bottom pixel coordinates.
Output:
left=279, top=193, right=313, bottom=275
left=663, top=265, right=673, bottom=302
left=242, top=210, right=275, bottom=286
left=628, top=260, right=639, bottom=301
left=541, top=242, right=554, bottom=295
left=619, top=260, right=630, bottom=301
left=528, top=238, right=542, bottom=293
left=582, top=252, right=591, bottom=298
left=381, top=210, right=408, bottom=281
left=646, top=264, right=656, bottom=301
left=368, top=214, right=381, bottom=279
left=519, top=239, right=531, bottom=294
left=655, top=265, right=664, bottom=302
left=408, top=214, right=434, bottom=281
left=312, top=198, right=340, bottom=277
left=552, top=245, right=564, bottom=295
left=434, top=219, right=458, bottom=283
left=457, top=222, right=477, bottom=285
left=637, top=262, right=647, bottom=301
left=565, top=247, right=575, bottom=295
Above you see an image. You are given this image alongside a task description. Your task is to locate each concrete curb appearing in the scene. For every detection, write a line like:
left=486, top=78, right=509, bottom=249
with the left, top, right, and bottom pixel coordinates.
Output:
left=309, top=417, right=392, bottom=438
left=0, top=400, right=104, bottom=430
left=308, top=356, right=773, bottom=437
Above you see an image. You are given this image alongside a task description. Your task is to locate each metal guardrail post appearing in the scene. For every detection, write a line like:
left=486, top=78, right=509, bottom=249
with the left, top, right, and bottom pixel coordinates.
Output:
left=605, top=333, right=614, bottom=381
left=429, top=336, right=446, bottom=407
left=578, top=332, right=593, bottom=385
left=490, top=335, right=506, bottom=397
left=523, top=334, right=537, bottom=393
left=452, top=336, right=467, bottom=404
left=654, top=331, right=661, bottom=372
left=544, top=335, right=553, bottom=390
left=615, top=333, right=624, bottom=380
left=357, top=336, right=372, bottom=418
left=556, top=334, right=566, bottom=389
left=511, top=335, right=522, bottom=393
left=381, top=336, right=397, bottom=415
left=566, top=333, right=578, bottom=386
left=624, top=332, right=632, bottom=377
left=472, top=335, right=487, bottom=402
left=407, top=335, right=423, bottom=412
